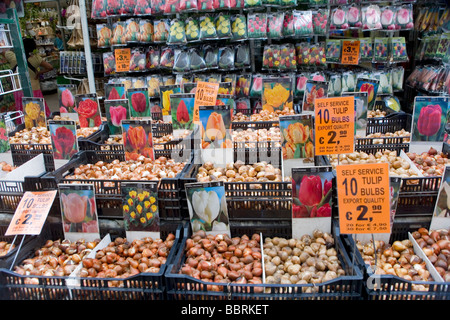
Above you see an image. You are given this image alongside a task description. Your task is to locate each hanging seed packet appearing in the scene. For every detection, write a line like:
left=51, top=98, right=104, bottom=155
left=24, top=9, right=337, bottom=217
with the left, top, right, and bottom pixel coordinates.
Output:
left=151, top=0, right=166, bottom=15
left=91, top=0, right=107, bottom=19
left=122, top=0, right=137, bottom=15
left=186, top=17, right=200, bottom=42
left=396, top=4, right=414, bottom=30
left=104, top=99, right=129, bottom=135
left=168, top=19, right=187, bottom=44
left=111, top=21, right=126, bottom=45
left=197, top=0, right=214, bottom=11
left=359, top=37, right=373, bottom=62
left=200, top=15, right=218, bottom=40
left=135, top=0, right=152, bottom=15
left=328, top=73, right=342, bottom=97
left=341, top=71, right=356, bottom=93
left=295, top=42, right=308, bottom=67
left=164, top=0, right=179, bottom=14
left=183, top=82, right=197, bottom=94
left=146, top=46, right=160, bottom=70
left=247, top=13, right=267, bottom=39
left=244, top=0, right=262, bottom=10
left=436, top=33, right=450, bottom=61
left=263, top=0, right=280, bottom=6
left=153, top=19, right=169, bottom=43
left=160, top=46, right=175, bottom=69
left=124, top=19, right=140, bottom=43
left=218, top=47, right=235, bottom=70
left=373, top=37, right=389, bottom=63
left=279, top=43, right=297, bottom=71
left=326, top=39, right=342, bottom=63
left=106, top=0, right=122, bottom=16
left=214, top=14, right=232, bottom=39
left=295, top=73, right=309, bottom=97
left=267, top=12, right=284, bottom=39
left=173, top=49, right=191, bottom=73
left=392, top=67, right=404, bottom=91
left=105, top=83, right=126, bottom=100
left=362, top=5, right=382, bottom=30
left=372, top=71, right=392, bottom=95
left=235, top=44, right=250, bottom=69
left=262, top=45, right=281, bottom=70
left=309, top=0, right=326, bottom=5
left=231, top=14, right=248, bottom=41
left=293, top=10, right=313, bottom=37
left=302, top=80, right=328, bottom=113
left=280, top=0, right=296, bottom=7
left=283, top=12, right=295, bottom=38
left=380, top=6, right=397, bottom=30
left=355, top=77, right=379, bottom=110
left=139, top=20, right=153, bottom=43
left=129, top=47, right=146, bottom=72
left=236, top=74, right=251, bottom=97
left=250, top=74, right=263, bottom=98
left=391, top=37, right=408, bottom=63
left=309, top=42, right=326, bottom=67
left=177, top=0, right=198, bottom=12
left=203, top=45, right=219, bottom=69
left=97, top=24, right=112, bottom=48
left=189, top=47, right=207, bottom=71
left=330, top=6, right=349, bottom=31
left=133, top=77, right=147, bottom=89
left=103, top=52, right=116, bottom=75
left=312, top=9, right=328, bottom=36
left=347, top=4, right=362, bottom=29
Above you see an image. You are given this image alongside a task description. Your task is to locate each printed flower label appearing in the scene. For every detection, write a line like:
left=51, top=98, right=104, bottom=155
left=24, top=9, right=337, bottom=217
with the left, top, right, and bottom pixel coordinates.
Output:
left=336, top=163, right=391, bottom=235
left=291, top=166, right=334, bottom=238
left=48, top=120, right=79, bottom=169
left=121, top=119, right=154, bottom=161
left=58, top=184, right=100, bottom=242
left=5, top=190, right=57, bottom=236
left=314, top=96, right=355, bottom=156
left=74, top=93, right=102, bottom=128
left=22, top=97, right=47, bottom=129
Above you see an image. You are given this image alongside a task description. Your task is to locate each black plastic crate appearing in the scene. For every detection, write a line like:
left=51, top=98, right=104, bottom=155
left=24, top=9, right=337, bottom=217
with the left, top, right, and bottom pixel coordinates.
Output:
left=366, top=113, right=412, bottom=136
left=165, top=221, right=364, bottom=300
left=0, top=221, right=184, bottom=300
left=340, top=228, right=449, bottom=300
left=232, top=121, right=279, bottom=131
left=39, top=151, right=192, bottom=221
left=233, top=141, right=282, bottom=165
left=355, top=141, right=410, bottom=156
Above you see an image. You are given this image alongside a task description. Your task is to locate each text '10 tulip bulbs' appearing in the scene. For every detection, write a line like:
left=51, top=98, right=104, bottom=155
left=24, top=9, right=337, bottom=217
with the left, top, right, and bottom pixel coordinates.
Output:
left=412, top=97, right=449, bottom=142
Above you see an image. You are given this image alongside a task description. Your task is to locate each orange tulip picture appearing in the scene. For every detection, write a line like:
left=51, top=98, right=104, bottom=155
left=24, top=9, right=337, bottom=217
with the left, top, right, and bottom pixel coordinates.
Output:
left=122, top=120, right=154, bottom=161
left=199, top=106, right=232, bottom=149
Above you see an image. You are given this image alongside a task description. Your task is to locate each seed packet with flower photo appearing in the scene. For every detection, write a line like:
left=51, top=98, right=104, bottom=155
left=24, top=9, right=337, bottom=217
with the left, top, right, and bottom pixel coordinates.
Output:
left=122, top=182, right=160, bottom=241
left=355, top=77, right=379, bottom=111
left=22, top=97, right=46, bottom=129
left=198, top=104, right=232, bottom=149
left=359, top=37, right=373, bottom=62
left=326, top=39, right=342, bottom=63
left=122, top=119, right=154, bottom=161
left=412, top=96, right=450, bottom=144
left=160, top=84, right=182, bottom=119
left=291, top=166, right=334, bottom=237
left=185, top=181, right=230, bottom=236
left=390, top=37, right=408, bottom=63
left=280, top=114, right=315, bottom=177
left=58, top=84, right=77, bottom=113
left=75, top=94, right=102, bottom=128
left=170, top=93, right=195, bottom=135
left=302, top=80, right=328, bottom=113
left=373, top=37, right=389, bottom=63
left=104, top=99, right=129, bottom=135
left=58, top=184, right=100, bottom=242
left=342, top=91, right=368, bottom=137
left=262, top=77, right=293, bottom=112
left=105, top=83, right=126, bottom=101
left=48, top=120, right=78, bottom=161
left=127, top=88, right=150, bottom=119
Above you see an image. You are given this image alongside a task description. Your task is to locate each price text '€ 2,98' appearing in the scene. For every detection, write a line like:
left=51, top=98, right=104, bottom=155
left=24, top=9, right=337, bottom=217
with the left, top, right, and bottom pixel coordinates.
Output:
left=336, top=163, right=391, bottom=234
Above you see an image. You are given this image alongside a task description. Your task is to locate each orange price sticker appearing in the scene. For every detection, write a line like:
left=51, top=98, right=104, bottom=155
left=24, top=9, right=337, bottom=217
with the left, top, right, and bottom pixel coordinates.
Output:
left=114, top=48, right=131, bottom=73
left=5, top=190, right=57, bottom=236
left=314, top=96, right=354, bottom=156
left=193, top=81, right=219, bottom=122
left=341, top=40, right=360, bottom=65
left=336, top=163, right=391, bottom=234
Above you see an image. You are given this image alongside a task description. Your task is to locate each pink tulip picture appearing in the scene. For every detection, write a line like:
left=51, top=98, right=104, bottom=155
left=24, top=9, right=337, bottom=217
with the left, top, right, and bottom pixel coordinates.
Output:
left=105, top=100, right=129, bottom=135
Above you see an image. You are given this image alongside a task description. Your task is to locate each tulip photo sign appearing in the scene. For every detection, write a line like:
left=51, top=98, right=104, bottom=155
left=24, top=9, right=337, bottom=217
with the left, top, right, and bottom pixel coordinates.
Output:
left=431, top=165, right=450, bottom=230
left=280, top=114, right=315, bottom=178
left=122, top=181, right=160, bottom=241
left=58, top=184, right=100, bottom=242
left=58, top=84, right=77, bottom=113
left=121, top=119, right=154, bottom=161
left=411, top=96, right=450, bottom=153
left=160, top=84, right=182, bottom=119
left=104, top=99, right=129, bottom=135
left=198, top=105, right=233, bottom=166
left=341, top=91, right=368, bottom=137
left=105, top=83, right=126, bottom=100
left=291, top=166, right=334, bottom=238
left=355, top=78, right=379, bottom=111
left=127, top=88, right=151, bottom=118
left=261, top=77, right=293, bottom=113
left=22, top=97, right=47, bottom=129
left=170, top=93, right=195, bottom=136
left=74, top=93, right=103, bottom=128
left=302, top=80, right=328, bottom=113
left=48, top=120, right=79, bottom=169
left=185, top=181, right=231, bottom=237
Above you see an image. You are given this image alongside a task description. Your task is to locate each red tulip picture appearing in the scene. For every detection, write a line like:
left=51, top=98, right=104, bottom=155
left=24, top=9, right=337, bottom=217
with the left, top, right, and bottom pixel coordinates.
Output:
left=108, top=87, right=121, bottom=100
left=76, top=97, right=101, bottom=128
left=292, top=171, right=333, bottom=219
left=176, top=100, right=190, bottom=124
left=417, top=104, right=442, bottom=137
left=109, top=105, right=127, bottom=127
left=130, top=91, right=150, bottom=117
left=50, top=125, right=78, bottom=160
left=61, top=89, right=75, bottom=109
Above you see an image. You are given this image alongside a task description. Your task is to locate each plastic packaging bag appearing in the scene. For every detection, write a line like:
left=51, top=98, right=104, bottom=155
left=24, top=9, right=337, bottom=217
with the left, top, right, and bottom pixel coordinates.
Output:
left=173, top=49, right=191, bottom=73
left=267, top=12, right=284, bottom=39
left=139, top=19, right=153, bottom=43
left=330, top=6, right=349, bottom=31
left=390, top=37, right=408, bottom=63
left=279, top=43, right=297, bottom=70
left=373, top=37, right=389, bottom=63
left=362, top=5, right=381, bottom=30
left=203, top=45, right=219, bottom=69
left=146, top=46, right=160, bottom=69
left=124, top=18, right=140, bottom=43
left=186, top=17, right=200, bottom=42
left=168, top=19, right=187, bottom=44
left=103, top=52, right=116, bottom=75
left=218, top=47, right=235, bottom=70
left=380, top=6, right=397, bottom=30
left=135, top=0, right=152, bottom=15
left=326, top=39, right=342, bottom=63
left=235, top=44, right=250, bottom=68
left=97, top=24, right=112, bottom=47
left=153, top=19, right=169, bottom=43
left=231, top=14, right=248, bottom=41
left=111, top=21, right=126, bottom=45
left=247, top=13, right=267, bottom=39
left=129, top=47, right=146, bottom=72
left=200, top=15, right=218, bottom=40
left=216, top=13, right=232, bottom=39
left=312, top=9, right=328, bottom=36
left=189, top=47, right=207, bottom=71
left=262, top=45, right=281, bottom=70
left=160, top=46, right=175, bottom=69
left=294, top=10, right=313, bottom=37
left=91, top=0, right=107, bottom=18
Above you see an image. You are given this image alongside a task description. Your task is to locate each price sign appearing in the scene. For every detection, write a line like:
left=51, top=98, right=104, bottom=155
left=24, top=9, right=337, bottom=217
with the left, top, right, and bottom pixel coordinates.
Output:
left=341, top=40, right=360, bottom=65
left=336, top=163, right=391, bottom=234
left=114, top=48, right=131, bottom=73
left=314, top=96, right=354, bottom=155
left=194, top=81, right=219, bottom=122
left=5, top=190, right=57, bottom=236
